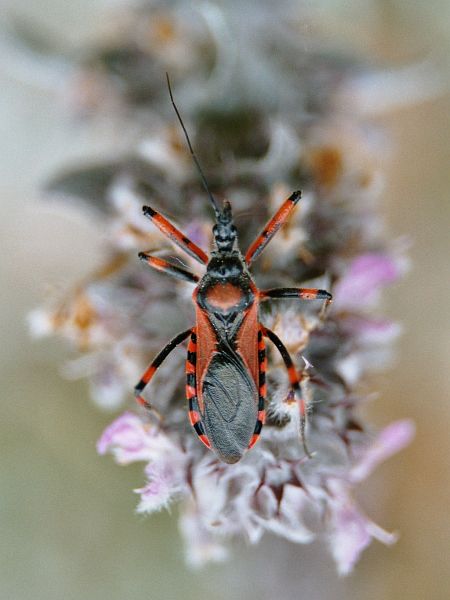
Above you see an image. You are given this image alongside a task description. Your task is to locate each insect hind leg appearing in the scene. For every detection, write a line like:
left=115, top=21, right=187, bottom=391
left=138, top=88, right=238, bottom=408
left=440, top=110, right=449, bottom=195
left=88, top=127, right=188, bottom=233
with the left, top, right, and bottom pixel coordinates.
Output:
left=262, top=326, right=313, bottom=458
left=185, top=330, right=211, bottom=449
left=134, top=328, right=192, bottom=412
left=248, top=328, right=267, bottom=449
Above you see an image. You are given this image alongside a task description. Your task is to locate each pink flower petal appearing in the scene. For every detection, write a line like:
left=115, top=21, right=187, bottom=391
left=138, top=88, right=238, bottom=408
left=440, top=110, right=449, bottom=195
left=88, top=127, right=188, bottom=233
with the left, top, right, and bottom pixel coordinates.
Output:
left=179, top=508, right=230, bottom=568
left=97, top=411, right=184, bottom=465
left=333, top=253, right=400, bottom=310
left=329, top=502, right=372, bottom=575
left=327, top=481, right=398, bottom=575
left=135, top=462, right=183, bottom=514
left=343, top=316, right=402, bottom=345
left=329, top=500, right=397, bottom=575
left=351, top=419, right=415, bottom=482
left=97, top=411, right=151, bottom=463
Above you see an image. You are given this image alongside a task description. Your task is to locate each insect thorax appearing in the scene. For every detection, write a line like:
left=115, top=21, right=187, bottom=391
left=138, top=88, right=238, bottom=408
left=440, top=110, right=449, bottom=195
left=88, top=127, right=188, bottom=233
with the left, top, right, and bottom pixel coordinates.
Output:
left=196, top=252, right=255, bottom=319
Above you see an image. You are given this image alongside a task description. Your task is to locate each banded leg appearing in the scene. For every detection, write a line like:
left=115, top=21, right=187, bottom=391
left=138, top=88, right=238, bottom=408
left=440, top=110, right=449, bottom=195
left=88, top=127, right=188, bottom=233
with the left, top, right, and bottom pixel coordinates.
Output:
left=261, top=288, right=332, bottom=302
left=262, top=326, right=313, bottom=458
left=139, top=252, right=199, bottom=284
left=245, top=190, right=301, bottom=266
left=134, top=328, right=192, bottom=410
left=248, top=327, right=267, bottom=449
left=143, top=205, right=208, bottom=265
left=261, top=287, right=332, bottom=316
left=185, top=330, right=211, bottom=449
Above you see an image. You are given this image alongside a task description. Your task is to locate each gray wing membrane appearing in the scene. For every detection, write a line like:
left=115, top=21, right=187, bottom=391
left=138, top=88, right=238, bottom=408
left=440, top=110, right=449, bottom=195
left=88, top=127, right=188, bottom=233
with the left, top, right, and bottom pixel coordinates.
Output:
left=201, top=342, right=258, bottom=464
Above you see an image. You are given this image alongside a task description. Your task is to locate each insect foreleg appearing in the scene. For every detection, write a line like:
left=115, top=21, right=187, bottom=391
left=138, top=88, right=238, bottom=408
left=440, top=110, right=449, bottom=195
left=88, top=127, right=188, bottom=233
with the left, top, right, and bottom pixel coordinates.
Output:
left=245, top=190, right=301, bottom=266
left=138, top=252, right=199, bottom=284
left=142, top=205, right=208, bottom=265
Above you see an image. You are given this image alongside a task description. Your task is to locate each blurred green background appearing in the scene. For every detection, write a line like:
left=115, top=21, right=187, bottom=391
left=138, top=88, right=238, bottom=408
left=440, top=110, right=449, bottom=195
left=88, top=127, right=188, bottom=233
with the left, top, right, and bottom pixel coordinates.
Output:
left=1, top=1, right=449, bottom=599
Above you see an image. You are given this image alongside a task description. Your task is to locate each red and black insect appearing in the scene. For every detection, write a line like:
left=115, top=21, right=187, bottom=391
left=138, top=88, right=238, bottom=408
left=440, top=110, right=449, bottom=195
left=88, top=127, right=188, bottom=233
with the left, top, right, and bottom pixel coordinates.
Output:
left=134, top=76, right=332, bottom=464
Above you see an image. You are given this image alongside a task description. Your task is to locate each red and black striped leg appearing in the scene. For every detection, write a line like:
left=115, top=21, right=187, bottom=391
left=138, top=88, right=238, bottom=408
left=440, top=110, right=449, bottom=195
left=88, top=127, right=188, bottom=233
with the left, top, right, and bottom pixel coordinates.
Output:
left=245, top=190, right=301, bottom=266
left=248, top=327, right=267, bottom=449
left=262, top=326, right=313, bottom=458
left=134, top=328, right=192, bottom=411
left=143, top=205, right=208, bottom=265
left=185, top=330, right=211, bottom=449
left=138, top=252, right=199, bottom=284
left=260, top=287, right=332, bottom=314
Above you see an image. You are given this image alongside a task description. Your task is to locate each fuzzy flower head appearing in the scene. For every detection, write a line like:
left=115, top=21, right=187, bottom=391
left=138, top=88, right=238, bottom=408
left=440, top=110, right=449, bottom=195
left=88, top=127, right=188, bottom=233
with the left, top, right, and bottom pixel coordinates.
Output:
left=31, top=1, right=415, bottom=574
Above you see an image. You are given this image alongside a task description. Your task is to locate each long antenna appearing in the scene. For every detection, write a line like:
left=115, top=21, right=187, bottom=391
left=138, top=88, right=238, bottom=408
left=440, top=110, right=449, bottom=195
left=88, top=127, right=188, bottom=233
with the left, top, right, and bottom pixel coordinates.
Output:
left=165, top=73, right=221, bottom=219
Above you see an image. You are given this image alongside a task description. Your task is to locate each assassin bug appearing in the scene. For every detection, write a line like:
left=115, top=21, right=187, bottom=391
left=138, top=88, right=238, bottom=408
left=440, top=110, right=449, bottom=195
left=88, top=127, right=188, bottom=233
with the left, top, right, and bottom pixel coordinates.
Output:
left=134, top=74, right=332, bottom=464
